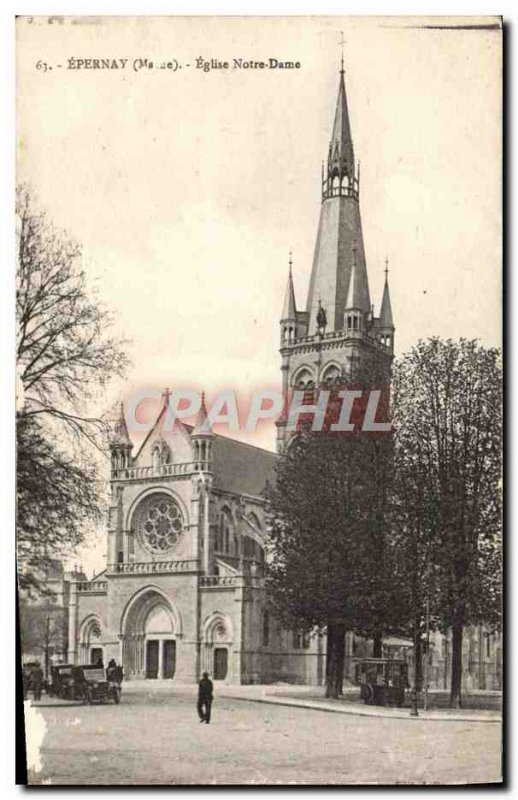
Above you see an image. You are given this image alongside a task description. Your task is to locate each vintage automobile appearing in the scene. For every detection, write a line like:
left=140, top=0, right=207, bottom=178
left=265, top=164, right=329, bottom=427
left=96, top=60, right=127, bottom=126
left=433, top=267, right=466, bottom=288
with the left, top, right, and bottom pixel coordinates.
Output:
left=354, top=658, right=409, bottom=707
left=49, top=664, right=80, bottom=699
left=73, top=664, right=122, bottom=705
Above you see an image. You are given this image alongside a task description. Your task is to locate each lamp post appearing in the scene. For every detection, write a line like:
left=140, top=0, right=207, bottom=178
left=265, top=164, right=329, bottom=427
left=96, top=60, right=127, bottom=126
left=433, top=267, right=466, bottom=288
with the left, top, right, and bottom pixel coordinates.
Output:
left=423, top=593, right=430, bottom=711
left=410, top=616, right=419, bottom=717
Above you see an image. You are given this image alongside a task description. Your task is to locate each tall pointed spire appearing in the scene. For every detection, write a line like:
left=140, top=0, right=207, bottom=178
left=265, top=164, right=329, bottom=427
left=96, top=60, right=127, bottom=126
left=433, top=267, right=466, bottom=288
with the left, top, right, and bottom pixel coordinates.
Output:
left=281, top=251, right=297, bottom=320
left=379, top=259, right=394, bottom=328
left=305, top=66, right=370, bottom=332
left=329, top=68, right=355, bottom=181
left=276, top=54, right=395, bottom=454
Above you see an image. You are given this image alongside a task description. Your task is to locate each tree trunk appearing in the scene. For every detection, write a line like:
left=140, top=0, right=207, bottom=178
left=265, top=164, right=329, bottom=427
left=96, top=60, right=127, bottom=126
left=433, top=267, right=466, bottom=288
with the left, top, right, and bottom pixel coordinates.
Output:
left=44, top=615, right=50, bottom=680
left=414, top=634, right=423, bottom=694
left=450, top=619, right=463, bottom=708
left=325, top=620, right=346, bottom=698
left=372, top=632, right=383, bottom=658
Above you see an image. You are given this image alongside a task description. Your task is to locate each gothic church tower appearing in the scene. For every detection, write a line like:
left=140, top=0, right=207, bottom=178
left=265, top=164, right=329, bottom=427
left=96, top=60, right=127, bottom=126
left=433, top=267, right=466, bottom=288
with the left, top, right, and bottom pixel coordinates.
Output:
left=277, top=63, right=395, bottom=453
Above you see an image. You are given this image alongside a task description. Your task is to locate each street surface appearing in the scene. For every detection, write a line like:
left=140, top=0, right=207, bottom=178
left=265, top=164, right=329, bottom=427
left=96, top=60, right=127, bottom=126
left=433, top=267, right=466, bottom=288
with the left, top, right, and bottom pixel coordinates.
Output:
left=28, top=685, right=501, bottom=785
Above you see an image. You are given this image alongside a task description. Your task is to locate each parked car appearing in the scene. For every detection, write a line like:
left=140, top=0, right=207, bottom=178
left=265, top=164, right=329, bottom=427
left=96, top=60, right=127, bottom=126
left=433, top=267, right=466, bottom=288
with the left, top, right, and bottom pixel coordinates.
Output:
left=49, top=664, right=80, bottom=699
left=73, top=664, right=122, bottom=705
left=354, top=658, right=409, bottom=707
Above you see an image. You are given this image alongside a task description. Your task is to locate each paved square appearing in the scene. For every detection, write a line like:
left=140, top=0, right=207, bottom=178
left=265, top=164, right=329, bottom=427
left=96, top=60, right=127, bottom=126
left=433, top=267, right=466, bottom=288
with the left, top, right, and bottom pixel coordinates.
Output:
left=28, top=686, right=502, bottom=785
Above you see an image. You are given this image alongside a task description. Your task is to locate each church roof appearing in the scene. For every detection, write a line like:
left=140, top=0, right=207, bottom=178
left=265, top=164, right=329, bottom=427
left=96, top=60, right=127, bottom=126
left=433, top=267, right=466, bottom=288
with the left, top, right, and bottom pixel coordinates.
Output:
left=212, top=435, right=277, bottom=497
left=132, top=391, right=276, bottom=498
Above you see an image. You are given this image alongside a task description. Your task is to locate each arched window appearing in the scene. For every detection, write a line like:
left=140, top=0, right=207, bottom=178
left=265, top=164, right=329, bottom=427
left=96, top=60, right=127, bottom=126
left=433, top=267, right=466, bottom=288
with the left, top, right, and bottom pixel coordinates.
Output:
left=243, top=536, right=265, bottom=563
left=152, top=446, right=160, bottom=470
left=321, top=364, right=341, bottom=385
left=293, top=367, right=314, bottom=390
left=152, top=439, right=171, bottom=469
left=216, top=507, right=233, bottom=555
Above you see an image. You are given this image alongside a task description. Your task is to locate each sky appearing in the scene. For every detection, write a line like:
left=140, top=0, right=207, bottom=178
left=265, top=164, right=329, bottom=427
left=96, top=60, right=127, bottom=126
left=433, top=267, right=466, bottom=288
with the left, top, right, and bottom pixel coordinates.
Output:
left=16, top=15, right=502, bottom=574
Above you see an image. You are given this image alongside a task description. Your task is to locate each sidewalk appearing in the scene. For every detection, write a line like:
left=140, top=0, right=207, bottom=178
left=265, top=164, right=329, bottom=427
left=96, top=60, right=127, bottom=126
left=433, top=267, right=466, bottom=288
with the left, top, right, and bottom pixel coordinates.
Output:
left=216, top=684, right=502, bottom=724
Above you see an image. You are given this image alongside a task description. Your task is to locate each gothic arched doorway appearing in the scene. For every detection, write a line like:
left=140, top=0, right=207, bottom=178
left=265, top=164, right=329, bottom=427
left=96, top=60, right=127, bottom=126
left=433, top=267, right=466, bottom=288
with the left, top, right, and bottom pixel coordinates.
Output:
left=78, top=616, right=104, bottom=666
left=202, top=612, right=233, bottom=681
left=120, top=587, right=181, bottom=679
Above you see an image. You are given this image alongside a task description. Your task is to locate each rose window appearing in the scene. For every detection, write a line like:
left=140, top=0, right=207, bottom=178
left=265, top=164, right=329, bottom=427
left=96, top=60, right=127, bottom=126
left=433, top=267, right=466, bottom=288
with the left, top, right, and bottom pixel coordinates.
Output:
left=135, top=493, right=184, bottom=554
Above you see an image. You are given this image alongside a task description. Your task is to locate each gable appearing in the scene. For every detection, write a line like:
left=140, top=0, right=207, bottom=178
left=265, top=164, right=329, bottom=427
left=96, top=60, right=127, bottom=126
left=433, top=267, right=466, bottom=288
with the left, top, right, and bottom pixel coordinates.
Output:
left=134, top=409, right=193, bottom=467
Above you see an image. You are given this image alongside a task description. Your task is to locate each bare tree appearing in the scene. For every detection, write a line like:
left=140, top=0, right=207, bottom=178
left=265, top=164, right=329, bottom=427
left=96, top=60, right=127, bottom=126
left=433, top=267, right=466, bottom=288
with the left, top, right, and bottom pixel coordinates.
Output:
left=19, top=596, right=68, bottom=678
left=16, top=187, right=130, bottom=592
left=16, top=186, right=129, bottom=449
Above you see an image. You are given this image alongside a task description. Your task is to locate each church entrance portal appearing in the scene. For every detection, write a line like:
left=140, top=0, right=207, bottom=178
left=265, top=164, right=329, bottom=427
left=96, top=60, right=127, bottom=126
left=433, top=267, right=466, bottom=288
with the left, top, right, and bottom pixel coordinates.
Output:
left=202, top=613, right=233, bottom=681
left=121, top=589, right=179, bottom=679
left=145, top=639, right=176, bottom=679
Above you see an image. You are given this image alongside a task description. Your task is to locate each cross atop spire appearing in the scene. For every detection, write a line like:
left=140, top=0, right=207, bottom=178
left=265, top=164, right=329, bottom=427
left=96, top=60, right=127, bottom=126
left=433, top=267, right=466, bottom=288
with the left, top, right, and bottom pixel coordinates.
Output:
left=162, top=387, right=171, bottom=406
left=379, top=261, right=394, bottom=329
left=339, top=30, right=346, bottom=74
left=322, top=55, right=355, bottom=197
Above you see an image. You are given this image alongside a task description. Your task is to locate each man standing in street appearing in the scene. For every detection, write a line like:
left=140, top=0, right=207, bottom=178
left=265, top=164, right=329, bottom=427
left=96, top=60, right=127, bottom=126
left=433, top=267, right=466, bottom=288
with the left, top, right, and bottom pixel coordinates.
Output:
left=197, top=671, right=213, bottom=724
left=31, top=664, right=44, bottom=701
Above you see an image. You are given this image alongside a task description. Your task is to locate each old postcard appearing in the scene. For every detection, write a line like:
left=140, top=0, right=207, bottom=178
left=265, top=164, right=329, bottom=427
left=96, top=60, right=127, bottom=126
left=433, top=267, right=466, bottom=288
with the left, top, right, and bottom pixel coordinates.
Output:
left=16, top=15, right=502, bottom=785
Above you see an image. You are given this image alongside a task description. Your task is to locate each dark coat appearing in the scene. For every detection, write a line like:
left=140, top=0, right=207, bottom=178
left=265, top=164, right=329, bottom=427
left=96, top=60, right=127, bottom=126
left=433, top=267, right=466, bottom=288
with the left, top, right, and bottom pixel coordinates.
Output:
left=31, top=667, right=43, bottom=688
left=198, top=677, right=213, bottom=701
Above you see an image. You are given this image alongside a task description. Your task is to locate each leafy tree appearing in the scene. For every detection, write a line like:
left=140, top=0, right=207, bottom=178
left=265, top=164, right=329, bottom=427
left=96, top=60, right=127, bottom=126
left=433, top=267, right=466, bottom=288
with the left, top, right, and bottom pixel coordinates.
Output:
left=17, top=415, right=102, bottom=595
left=16, top=187, right=129, bottom=592
left=392, top=338, right=502, bottom=707
left=389, top=430, right=440, bottom=694
left=265, top=418, right=396, bottom=697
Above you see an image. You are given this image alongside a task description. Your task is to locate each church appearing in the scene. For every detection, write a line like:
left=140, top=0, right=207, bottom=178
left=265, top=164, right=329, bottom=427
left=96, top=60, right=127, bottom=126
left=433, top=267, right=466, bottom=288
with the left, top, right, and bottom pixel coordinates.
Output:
left=65, top=62, right=394, bottom=685
left=54, top=64, right=501, bottom=691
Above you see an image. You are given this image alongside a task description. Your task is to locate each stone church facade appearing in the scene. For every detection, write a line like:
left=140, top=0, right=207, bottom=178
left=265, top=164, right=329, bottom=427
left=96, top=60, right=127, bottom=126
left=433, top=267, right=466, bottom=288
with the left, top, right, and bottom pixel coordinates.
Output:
left=56, top=65, right=501, bottom=690
left=70, top=399, right=287, bottom=684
